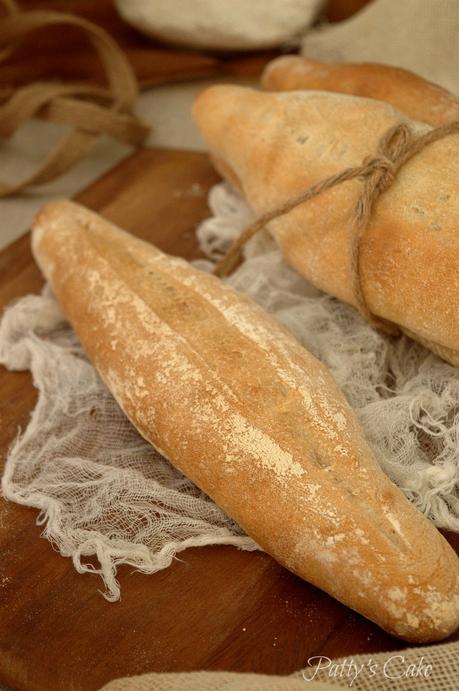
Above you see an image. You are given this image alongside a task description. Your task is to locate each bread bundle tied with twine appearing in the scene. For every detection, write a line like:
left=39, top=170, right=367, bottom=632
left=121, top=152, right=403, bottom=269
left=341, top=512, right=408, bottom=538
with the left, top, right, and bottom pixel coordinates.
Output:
left=193, top=84, right=459, bottom=366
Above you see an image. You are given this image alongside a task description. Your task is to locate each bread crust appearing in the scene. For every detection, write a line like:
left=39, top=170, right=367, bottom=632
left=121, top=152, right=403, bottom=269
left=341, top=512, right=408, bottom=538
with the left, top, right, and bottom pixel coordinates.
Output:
left=32, top=200, right=459, bottom=641
left=261, top=56, right=459, bottom=128
left=192, top=85, right=459, bottom=366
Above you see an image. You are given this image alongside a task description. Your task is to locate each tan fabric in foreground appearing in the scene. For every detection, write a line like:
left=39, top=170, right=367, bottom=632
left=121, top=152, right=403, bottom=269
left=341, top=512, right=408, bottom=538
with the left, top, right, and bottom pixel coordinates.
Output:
left=101, top=641, right=459, bottom=690
left=101, top=671, right=336, bottom=691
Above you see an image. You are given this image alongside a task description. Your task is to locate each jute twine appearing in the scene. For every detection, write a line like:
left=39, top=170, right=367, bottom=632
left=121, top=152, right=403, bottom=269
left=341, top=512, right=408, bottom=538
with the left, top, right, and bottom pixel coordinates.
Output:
left=0, top=0, right=149, bottom=197
left=214, top=120, right=459, bottom=334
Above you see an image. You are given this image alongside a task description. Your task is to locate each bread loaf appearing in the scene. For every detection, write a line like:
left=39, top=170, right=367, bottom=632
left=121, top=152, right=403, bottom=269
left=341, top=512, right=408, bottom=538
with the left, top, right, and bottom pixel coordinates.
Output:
left=261, top=56, right=459, bottom=127
left=192, top=86, right=459, bottom=367
left=115, top=0, right=322, bottom=51
left=32, top=200, right=459, bottom=642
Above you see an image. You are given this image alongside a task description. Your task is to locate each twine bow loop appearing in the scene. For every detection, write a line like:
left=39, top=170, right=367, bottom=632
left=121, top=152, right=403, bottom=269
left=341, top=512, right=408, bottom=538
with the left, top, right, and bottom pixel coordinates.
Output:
left=357, top=124, right=415, bottom=220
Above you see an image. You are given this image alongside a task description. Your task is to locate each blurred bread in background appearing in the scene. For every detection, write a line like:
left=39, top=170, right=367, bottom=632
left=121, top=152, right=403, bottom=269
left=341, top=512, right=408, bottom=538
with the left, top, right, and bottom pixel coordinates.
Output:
left=262, top=56, right=459, bottom=127
left=114, top=0, right=325, bottom=51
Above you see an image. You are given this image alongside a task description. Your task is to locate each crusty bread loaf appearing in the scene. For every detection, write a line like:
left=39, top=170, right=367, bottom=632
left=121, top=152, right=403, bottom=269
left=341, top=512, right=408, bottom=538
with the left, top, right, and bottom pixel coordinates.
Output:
left=32, top=200, right=459, bottom=642
left=261, top=56, right=459, bottom=127
left=192, top=85, right=459, bottom=367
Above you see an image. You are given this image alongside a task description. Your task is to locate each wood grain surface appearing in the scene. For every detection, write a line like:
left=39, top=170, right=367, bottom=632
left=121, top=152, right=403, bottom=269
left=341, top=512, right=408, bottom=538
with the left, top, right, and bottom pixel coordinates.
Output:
left=0, top=147, right=458, bottom=691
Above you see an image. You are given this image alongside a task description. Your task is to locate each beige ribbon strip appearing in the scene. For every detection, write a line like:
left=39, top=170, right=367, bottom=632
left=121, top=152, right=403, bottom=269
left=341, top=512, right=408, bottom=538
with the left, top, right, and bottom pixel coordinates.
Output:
left=0, top=2, right=149, bottom=197
left=214, top=120, right=459, bottom=335
left=0, top=0, right=16, bottom=61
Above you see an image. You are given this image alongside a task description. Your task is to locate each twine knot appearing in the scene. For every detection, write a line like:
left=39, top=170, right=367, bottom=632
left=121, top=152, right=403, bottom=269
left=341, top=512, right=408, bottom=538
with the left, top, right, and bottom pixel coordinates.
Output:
left=359, top=155, right=396, bottom=212
left=361, top=155, right=395, bottom=186
left=213, top=120, right=459, bottom=336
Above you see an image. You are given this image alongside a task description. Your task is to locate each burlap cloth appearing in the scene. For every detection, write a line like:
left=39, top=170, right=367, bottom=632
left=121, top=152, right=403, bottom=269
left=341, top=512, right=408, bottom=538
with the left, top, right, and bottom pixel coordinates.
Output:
left=101, top=642, right=459, bottom=690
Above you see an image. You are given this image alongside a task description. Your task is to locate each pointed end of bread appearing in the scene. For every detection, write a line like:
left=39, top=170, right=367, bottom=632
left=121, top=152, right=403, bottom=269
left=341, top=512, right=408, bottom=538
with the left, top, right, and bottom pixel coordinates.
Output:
left=31, top=200, right=88, bottom=280
left=192, top=84, right=252, bottom=131
left=261, top=55, right=322, bottom=90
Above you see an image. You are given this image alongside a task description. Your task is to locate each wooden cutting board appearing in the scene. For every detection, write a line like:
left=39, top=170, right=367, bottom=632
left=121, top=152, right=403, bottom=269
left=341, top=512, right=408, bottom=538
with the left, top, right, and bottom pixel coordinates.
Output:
left=0, top=147, right=458, bottom=691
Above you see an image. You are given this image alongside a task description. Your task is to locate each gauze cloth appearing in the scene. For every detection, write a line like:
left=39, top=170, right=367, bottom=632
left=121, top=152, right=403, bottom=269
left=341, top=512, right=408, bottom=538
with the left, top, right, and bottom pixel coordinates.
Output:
left=1, top=182, right=459, bottom=602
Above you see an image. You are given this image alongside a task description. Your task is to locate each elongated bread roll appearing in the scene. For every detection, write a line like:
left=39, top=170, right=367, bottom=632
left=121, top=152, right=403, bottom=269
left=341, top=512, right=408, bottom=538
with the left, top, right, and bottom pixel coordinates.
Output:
left=261, top=56, right=459, bottom=127
left=32, top=200, right=459, bottom=642
left=192, top=86, right=459, bottom=366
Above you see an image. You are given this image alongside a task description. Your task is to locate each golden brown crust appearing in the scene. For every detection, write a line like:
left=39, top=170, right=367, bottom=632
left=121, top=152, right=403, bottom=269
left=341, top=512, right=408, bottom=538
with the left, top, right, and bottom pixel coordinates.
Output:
left=192, top=85, right=459, bottom=367
left=32, top=199, right=459, bottom=642
left=261, top=56, right=459, bottom=127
